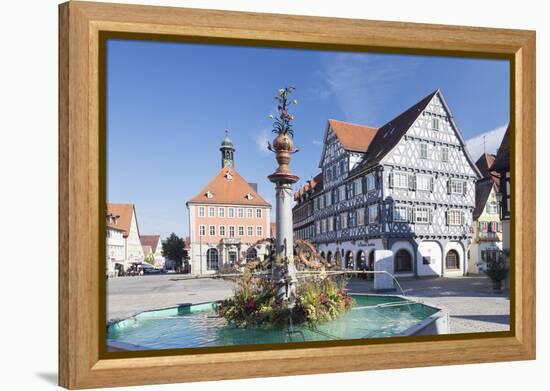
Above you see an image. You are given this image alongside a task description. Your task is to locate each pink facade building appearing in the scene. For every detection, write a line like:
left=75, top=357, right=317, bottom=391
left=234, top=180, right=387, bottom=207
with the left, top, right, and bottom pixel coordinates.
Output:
left=186, top=133, right=272, bottom=275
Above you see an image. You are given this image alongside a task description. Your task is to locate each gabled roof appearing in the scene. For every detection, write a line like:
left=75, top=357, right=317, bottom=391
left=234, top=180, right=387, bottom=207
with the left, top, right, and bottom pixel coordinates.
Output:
left=349, top=89, right=482, bottom=179
left=475, top=153, right=500, bottom=188
left=106, top=203, right=138, bottom=238
left=357, top=90, right=438, bottom=169
left=187, top=167, right=271, bottom=207
left=473, top=178, right=497, bottom=220
left=328, top=119, right=378, bottom=153
left=141, top=235, right=161, bottom=253
left=491, top=125, right=510, bottom=172
left=294, top=172, right=323, bottom=200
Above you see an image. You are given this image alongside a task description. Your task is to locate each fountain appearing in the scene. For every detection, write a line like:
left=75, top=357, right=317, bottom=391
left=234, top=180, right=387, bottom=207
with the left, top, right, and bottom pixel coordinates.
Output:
left=106, top=88, right=449, bottom=351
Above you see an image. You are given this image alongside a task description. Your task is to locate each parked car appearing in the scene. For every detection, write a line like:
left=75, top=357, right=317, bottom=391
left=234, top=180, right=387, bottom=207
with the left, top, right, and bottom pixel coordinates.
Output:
left=138, top=262, right=162, bottom=275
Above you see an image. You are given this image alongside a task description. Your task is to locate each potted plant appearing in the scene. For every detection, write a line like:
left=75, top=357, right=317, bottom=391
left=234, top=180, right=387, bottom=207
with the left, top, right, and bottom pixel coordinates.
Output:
left=484, top=254, right=509, bottom=292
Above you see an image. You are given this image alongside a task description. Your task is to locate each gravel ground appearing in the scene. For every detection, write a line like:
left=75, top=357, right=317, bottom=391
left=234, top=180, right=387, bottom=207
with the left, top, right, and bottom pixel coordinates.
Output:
left=107, top=274, right=510, bottom=333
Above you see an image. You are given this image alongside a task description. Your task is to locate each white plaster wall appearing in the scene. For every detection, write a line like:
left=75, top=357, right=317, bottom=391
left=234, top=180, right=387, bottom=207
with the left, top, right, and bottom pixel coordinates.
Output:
left=469, top=241, right=503, bottom=274
left=417, top=240, right=443, bottom=276
left=444, top=241, right=465, bottom=276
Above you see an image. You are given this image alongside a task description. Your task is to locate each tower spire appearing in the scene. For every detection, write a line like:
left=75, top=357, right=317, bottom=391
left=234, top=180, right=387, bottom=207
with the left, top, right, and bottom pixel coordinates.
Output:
left=220, top=130, right=235, bottom=168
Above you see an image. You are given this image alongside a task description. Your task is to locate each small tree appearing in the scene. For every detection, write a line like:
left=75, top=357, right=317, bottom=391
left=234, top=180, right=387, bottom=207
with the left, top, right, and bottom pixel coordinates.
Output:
left=484, top=255, right=509, bottom=291
left=162, top=233, right=185, bottom=270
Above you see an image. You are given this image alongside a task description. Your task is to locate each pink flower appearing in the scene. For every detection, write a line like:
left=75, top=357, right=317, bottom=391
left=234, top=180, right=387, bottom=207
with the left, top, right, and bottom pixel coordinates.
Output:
left=245, top=298, right=256, bottom=312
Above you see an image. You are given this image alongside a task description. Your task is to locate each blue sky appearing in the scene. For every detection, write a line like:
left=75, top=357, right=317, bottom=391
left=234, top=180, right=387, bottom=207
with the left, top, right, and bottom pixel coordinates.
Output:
left=107, top=39, right=509, bottom=239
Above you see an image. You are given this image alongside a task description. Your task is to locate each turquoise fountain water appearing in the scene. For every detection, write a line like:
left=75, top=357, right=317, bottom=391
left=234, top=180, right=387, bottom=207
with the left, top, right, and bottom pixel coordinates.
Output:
left=107, top=295, right=438, bottom=351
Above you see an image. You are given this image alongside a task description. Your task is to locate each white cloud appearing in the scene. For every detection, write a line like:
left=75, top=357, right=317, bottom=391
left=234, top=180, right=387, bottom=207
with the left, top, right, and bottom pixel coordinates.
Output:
left=312, top=139, right=323, bottom=146
left=319, top=53, right=418, bottom=124
left=465, top=124, right=507, bottom=160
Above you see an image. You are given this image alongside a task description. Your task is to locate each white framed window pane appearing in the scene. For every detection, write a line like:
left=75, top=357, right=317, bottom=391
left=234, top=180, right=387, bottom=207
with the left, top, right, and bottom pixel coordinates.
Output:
left=367, top=173, right=376, bottom=190
left=257, top=226, right=263, bottom=236
left=238, top=226, right=244, bottom=236
left=208, top=207, right=215, bottom=217
left=220, top=226, right=226, bottom=236
left=199, top=207, right=205, bottom=217
left=218, top=207, right=225, bottom=217
left=417, top=175, right=431, bottom=191
left=247, top=208, right=253, bottom=218
left=394, top=172, right=409, bottom=189
left=420, top=144, right=428, bottom=159
left=415, top=207, right=430, bottom=223
left=247, top=226, right=253, bottom=236
left=256, top=208, right=261, bottom=218
left=229, top=226, right=235, bottom=237
left=228, top=208, right=234, bottom=218
left=209, top=226, right=215, bottom=235
left=441, top=147, right=449, bottom=162
left=199, top=225, right=205, bottom=236
left=393, top=206, right=409, bottom=222
left=238, top=208, right=244, bottom=218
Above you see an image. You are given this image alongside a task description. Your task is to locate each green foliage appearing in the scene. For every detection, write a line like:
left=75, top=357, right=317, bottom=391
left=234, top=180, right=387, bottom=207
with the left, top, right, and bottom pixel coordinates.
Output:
left=161, top=233, right=185, bottom=268
left=144, top=252, right=155, bottom=265
left=270, top=86, right=298, bottom=136
left=217, top=270, right=353, bottom=329
left=484, top=256, right=509, bottom=282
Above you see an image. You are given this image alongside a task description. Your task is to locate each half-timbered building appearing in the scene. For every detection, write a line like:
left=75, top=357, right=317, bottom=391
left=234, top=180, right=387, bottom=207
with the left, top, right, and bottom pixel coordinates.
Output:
left=293, top=90, right=481, bottom=277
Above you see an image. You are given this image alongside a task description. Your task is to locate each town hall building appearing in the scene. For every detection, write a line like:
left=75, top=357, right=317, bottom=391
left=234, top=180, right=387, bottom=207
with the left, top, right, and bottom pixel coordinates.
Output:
left=293, top=90, right=481, bottom=277
left=186, top=133, right=272, bottom=275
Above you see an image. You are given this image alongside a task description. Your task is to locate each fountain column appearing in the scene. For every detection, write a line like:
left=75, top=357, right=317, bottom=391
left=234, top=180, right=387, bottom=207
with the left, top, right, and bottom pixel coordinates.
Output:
left=267, top=87, right=300, bottom=303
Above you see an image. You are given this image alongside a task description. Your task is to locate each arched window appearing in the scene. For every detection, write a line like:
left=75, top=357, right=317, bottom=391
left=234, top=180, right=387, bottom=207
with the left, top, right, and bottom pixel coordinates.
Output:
left=206, top=248, right=219, bottom=270
left=246, top=247, right=258, bottom=262
left=368, top=250, right=375, bottom=271
left=326, top=251, right=333, bottom=264
left=320, top=251, right=326, bottom=262
left=394, top=249, right=412, bottom=273
left=356, top=251, right=366, bottom=270
left=345, top=251, right=354, bottom=270
left=335, top=251, right=342, bottom=267
left=446, top=249, right=460, bottom=270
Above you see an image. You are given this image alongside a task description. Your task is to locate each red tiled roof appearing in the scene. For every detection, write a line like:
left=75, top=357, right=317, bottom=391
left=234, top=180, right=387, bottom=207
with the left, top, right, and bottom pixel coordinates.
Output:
left=294, top=172, right=323, bottom=200
left=106, top=203, right=137, bottom=238
left=491, top=125, right=510, bottom=172
left=328, top=119, right=378, bottom=152
left=140, top=235, right=161, bottom=253
left=187, top=167, right=271, bottom=207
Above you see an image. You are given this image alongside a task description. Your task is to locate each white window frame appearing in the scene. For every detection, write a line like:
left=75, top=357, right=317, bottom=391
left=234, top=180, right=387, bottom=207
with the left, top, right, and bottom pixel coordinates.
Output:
left=198, top=206, right=205, bottom=217
left=238, top=226, right=244, bottom=236
left=366, top=173, right=376, bottom=191
left=229, top=226, right=235, bottom=238
left=432, top=117, right=440, bottom=130
left=209, top=225, right=216, bottom=236
left=247, top=226, right=253, bottom=236
left=357, top=207, right=365, bottom=226
left=219, top=225, right=226, bottom=236
left=393, top=205, right=409, bottom=222
left=256, top=208, right=262, bottom=218
left=447, top=210, right=463, bottom=226
left=228, top=208, right=235, bottom=218
left=368, top=204, right=378, bottom=224
left=354, top=178, right=362, bottom=195
left=450, top=179, right=465, bottom=194
left=416, top=174, right=432, bottom=192
left=208, top=207, right=215, bottom=217
left=415, top=207, right=431, bottom=224
left=256, top=226, right=263, bottom=237
left=247, top=208, right=253, bottom=218
left=441, top=147, right=449, bottom=163
left=420, top=143, right=428, bottom=159
left=199, top=225, right=206, bottom=236
left=238, top=208, right=244, bottom=218
left=393, top=172, right=409, bottom=189
left=218, top=207, right=225, bottom=218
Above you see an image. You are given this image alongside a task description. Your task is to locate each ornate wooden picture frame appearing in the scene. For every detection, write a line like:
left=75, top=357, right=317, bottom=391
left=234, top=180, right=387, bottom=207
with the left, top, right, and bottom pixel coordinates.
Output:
left=59, top=1, right=535, bottom=389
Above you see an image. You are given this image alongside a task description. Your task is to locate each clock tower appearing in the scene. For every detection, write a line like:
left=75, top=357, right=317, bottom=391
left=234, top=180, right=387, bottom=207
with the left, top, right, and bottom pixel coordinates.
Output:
left=220, top=130, right=235, bottom=168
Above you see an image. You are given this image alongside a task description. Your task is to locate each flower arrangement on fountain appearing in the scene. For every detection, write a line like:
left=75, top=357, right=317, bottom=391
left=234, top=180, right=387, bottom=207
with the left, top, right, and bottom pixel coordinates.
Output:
left=217, top=87, right=352, bottom=329
left=217, top=269, right=353, bottom=329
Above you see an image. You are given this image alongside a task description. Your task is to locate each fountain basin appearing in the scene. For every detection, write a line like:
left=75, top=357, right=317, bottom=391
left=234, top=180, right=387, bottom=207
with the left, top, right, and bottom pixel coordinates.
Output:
left=107, top=294, right=449, bottom=351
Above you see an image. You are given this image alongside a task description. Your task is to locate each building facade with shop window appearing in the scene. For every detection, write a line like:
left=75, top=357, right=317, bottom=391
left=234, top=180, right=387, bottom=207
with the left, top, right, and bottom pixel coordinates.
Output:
left=293, top=90, right=480, bottom=277
left=186, top=133, right=272, bottom=275
left=467, top=153, right=503, bottom=274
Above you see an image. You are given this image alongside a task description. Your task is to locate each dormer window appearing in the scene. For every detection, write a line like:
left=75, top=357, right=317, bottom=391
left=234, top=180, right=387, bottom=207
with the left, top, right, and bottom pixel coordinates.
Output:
left=224, top=171, right=233, bottom=181
left=245, top=192, right=254, bottom=200
left=205, top=191, right=214, bottom=199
